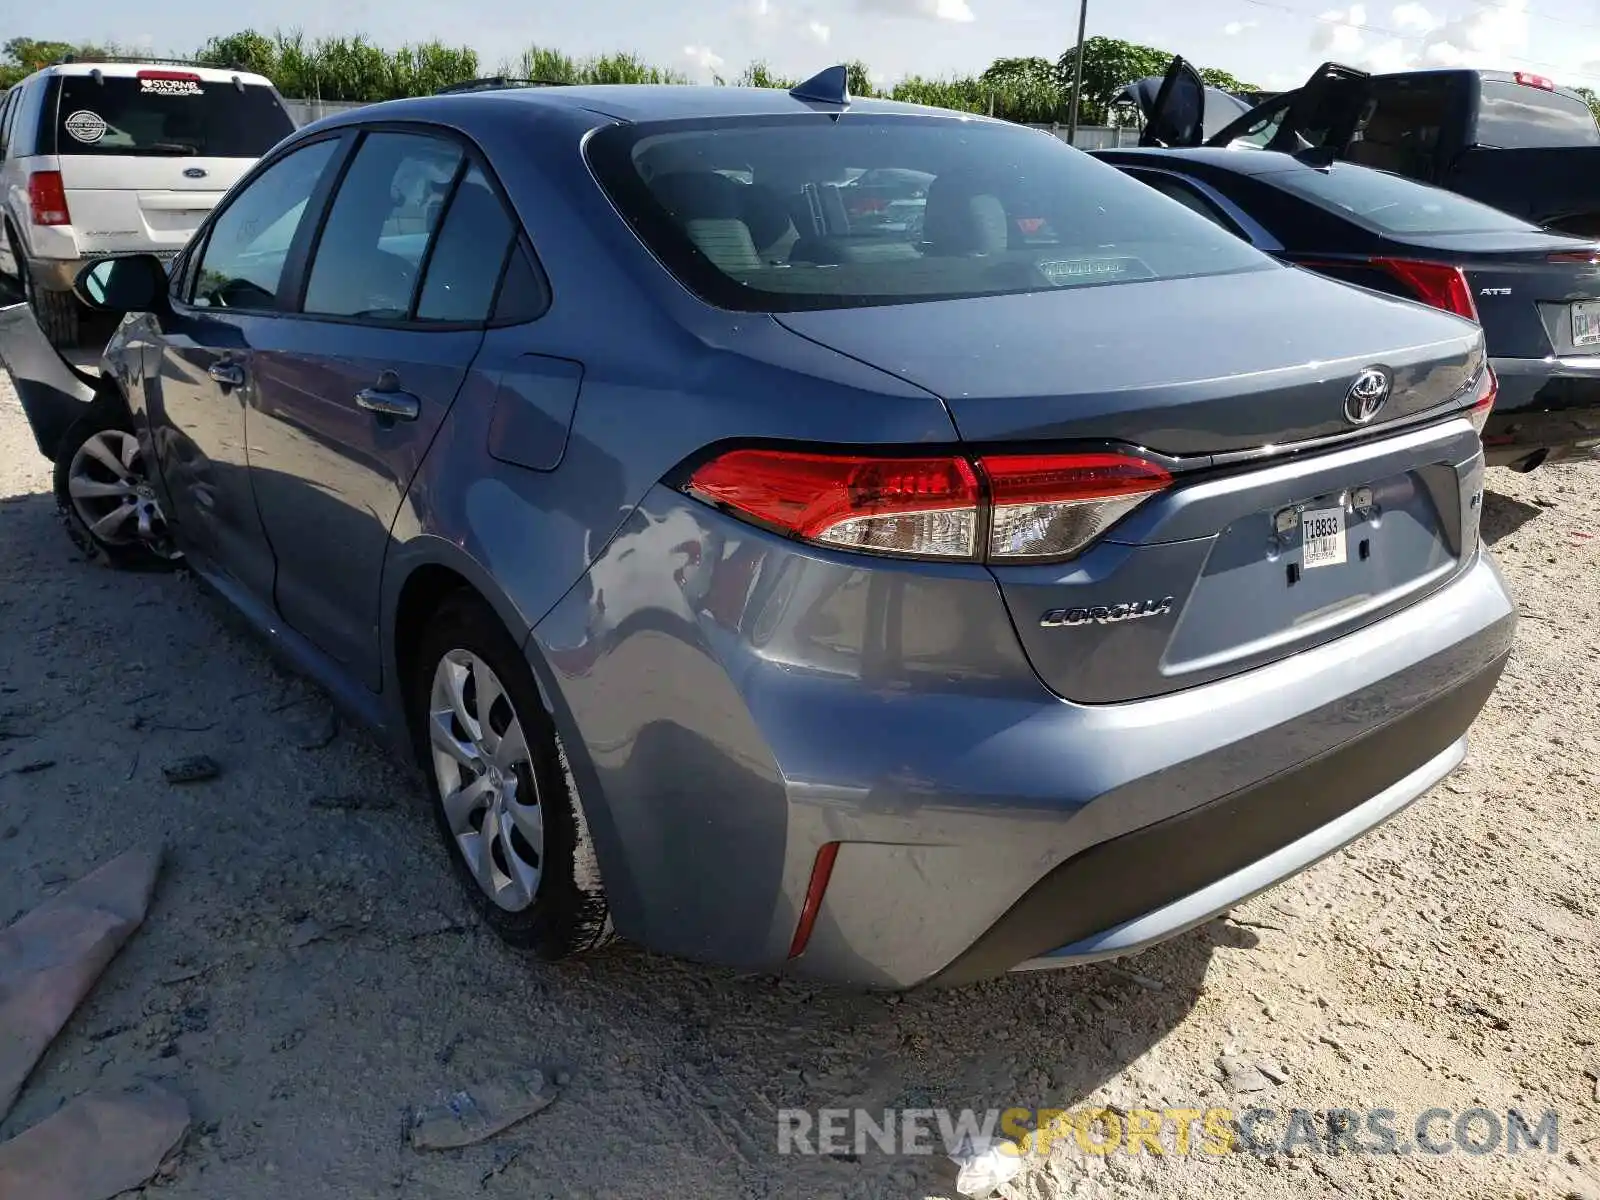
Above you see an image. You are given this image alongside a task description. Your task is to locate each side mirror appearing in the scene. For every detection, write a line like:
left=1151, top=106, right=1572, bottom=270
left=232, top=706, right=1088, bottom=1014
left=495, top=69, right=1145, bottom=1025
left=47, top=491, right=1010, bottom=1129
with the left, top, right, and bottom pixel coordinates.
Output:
left=72, top=255, right=167, bottom=313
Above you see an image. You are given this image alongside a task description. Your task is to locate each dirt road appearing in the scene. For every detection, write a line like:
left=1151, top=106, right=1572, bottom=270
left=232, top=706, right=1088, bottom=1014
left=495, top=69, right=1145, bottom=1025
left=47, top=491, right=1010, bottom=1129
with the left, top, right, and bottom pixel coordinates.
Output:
left=1, top=372, right=1596, bottom=1200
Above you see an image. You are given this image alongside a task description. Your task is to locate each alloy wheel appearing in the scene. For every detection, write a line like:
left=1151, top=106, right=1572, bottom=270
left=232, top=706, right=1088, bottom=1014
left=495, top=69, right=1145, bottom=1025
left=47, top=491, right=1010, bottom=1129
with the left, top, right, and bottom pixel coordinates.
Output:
left=65, top=430, right=180, bottom=559
left=428, top=649, right=543, bottom=912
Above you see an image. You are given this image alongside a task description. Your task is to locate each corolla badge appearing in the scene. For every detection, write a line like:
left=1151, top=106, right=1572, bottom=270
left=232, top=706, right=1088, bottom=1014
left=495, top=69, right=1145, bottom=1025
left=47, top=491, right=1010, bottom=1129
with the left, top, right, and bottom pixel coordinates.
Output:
left=183, top=167, right=208, bottom=179
left=1040, top=597, right=1174, bottom=628
left=1344, top=367, right=1392, bottom=425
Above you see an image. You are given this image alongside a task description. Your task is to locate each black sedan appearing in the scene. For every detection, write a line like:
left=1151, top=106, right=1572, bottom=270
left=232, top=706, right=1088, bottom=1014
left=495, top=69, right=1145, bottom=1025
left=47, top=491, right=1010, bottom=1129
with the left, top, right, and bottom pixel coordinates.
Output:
left=1096, top=146, right=1600, bottom=472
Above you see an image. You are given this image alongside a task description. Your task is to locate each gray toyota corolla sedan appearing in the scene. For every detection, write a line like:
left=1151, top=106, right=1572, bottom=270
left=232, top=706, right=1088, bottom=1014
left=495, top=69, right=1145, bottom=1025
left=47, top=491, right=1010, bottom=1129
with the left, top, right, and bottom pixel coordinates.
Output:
left=3, top=68, right=1514, bottom=989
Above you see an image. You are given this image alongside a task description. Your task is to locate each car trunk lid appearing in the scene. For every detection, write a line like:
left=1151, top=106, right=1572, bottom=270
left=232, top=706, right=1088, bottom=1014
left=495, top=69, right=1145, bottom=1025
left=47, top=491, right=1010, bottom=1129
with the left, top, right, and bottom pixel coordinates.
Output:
left=776, top=265, right=1488, bottom=703
left=774, top=264, right=1482, bottom=452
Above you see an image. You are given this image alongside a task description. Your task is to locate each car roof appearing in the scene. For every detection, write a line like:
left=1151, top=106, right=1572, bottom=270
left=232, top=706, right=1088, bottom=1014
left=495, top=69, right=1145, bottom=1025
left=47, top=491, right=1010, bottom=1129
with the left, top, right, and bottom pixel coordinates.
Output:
left=1095, top=146, right=1322, bottom=177
left=311, top=84, right=1003, bottom=129
left=36, top=61, right=276, bottom=87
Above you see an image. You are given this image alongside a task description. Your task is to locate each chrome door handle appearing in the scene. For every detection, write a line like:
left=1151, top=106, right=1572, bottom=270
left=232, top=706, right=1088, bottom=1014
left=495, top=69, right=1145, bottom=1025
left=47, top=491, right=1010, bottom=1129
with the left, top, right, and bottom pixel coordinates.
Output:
left=208, top=361, right=245, bottom=388
left=355, top=387, right=421, bottom=421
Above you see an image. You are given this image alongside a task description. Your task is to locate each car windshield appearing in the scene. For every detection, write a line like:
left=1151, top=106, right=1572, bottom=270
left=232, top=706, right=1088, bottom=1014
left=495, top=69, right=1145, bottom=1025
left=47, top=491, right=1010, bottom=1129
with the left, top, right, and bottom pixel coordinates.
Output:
left=586, top=113, right=1274, bottom=311
left=1267, top=161, right=1540, bottom=235
left=54, top=73, right=294, bottom=158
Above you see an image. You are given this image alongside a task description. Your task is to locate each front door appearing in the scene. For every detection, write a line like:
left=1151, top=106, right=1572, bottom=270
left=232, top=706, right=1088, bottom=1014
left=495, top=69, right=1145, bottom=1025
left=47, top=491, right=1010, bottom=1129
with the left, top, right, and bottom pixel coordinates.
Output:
left=147, top=136, right=343, bottom=597
left=244, top=130, right=523, bottom=690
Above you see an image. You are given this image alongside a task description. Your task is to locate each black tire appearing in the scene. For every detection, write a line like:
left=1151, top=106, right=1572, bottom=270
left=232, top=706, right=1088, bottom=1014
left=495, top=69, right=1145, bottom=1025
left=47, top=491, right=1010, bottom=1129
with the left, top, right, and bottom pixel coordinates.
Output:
left=410, top=590, right=613, bottom=959
left=17, top=252, right=80, bottom=349
left=52, top=409, right=182, bottom=570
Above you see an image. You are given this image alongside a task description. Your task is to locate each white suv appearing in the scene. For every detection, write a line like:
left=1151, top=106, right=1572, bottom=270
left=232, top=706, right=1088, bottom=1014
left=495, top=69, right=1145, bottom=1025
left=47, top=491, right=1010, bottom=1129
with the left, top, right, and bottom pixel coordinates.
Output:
left=0, top=59, right=296, bottom=346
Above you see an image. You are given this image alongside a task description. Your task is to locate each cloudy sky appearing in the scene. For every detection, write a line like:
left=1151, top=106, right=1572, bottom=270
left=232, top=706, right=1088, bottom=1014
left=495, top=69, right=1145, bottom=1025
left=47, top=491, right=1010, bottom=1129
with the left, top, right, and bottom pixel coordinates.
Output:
left=46, top=0, right=1600, bottom=94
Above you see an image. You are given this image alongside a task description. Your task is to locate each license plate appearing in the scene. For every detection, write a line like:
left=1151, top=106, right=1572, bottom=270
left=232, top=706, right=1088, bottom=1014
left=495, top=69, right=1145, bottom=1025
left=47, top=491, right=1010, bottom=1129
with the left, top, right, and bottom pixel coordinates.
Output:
left=1301, top=507, right=1347, bottom=569
left=1574, top=300, right=1600, bottom=347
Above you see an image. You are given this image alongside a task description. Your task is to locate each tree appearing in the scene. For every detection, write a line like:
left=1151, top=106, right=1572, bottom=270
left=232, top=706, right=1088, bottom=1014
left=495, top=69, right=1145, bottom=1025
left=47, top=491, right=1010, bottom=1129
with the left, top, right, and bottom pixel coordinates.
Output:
left=1055, top=36, right=1172, bottom=126
left=718, top=61, right=797, bottom=89
left=980, top=56, right=1064, bottom=122
left=195, top=30, right=278, bottom=74
left=1199, top=66, right=1259, bottom=96
left=844, top=60, right=875, bottom=99
left=1576, top=86, right=1600, bottom=126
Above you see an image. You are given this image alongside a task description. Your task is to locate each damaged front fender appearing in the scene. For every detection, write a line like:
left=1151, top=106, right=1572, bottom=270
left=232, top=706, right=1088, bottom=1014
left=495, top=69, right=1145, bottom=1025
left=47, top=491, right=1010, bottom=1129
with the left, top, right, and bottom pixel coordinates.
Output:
left=0, top=300, right=99, bottom=462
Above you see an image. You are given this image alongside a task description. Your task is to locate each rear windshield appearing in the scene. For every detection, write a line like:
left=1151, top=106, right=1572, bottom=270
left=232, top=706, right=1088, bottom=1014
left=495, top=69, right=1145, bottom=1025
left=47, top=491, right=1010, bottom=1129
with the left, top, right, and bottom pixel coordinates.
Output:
left=52, top=73, right=294, bottom=158
left=1268, top=162, right=1539, bottom=235
left=586, top=114, right=1274, bottom=311
left=1475, top=81, right=1600, bottom=149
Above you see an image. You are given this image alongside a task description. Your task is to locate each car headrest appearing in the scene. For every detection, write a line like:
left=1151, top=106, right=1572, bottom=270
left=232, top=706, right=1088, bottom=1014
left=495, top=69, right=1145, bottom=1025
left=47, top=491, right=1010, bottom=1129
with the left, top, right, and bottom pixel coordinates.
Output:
left=922, top=172, right=1009, bottom=256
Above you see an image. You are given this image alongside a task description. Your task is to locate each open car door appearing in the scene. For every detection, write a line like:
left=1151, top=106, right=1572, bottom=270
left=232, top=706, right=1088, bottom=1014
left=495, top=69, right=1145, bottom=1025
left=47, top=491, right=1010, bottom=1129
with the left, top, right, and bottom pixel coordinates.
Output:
left=1207, top=61, right=1372, bottom=153
left=1132, top=56, right=1209, bottom=148
left=1265, top=61, right=1372, bottom=153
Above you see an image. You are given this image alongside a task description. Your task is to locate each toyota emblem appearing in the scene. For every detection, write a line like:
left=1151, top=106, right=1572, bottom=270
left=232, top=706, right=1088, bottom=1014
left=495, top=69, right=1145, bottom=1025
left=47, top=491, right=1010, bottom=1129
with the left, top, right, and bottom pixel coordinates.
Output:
left=1344, top=368, right=1391, bottom=425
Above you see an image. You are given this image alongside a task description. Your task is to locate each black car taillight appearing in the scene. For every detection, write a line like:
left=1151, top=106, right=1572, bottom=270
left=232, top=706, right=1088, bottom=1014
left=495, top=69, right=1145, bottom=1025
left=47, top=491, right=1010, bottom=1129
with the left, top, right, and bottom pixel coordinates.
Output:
left=1371, top=258, right=1479, bottom=322
left=684, top=448, right=1171, bottom=563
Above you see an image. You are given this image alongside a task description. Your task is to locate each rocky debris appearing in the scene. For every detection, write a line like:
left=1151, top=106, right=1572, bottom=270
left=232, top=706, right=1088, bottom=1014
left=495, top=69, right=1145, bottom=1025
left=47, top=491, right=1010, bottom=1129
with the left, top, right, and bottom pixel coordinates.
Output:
left=1218, top=1056, right=1277, bottom=1095
left=409, top=1072, right=558, bottom=1151
left=0, top=1084, right=189, bottom=1200
left=1256, top=1059, right=1291, bottom=1085
left=161, top=755, right=220, bottom=785
left=286, top=708, right=338, bottom=751
left=287, top=919, right=326, bottom=950
left=11, top=759, right=55, bottom=775
left=1586, top=1064, right=1600, bottom=1104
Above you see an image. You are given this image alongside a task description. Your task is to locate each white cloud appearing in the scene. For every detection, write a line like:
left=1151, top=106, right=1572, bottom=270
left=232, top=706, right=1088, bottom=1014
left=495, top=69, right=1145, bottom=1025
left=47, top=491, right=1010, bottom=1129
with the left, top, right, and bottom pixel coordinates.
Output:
left=683, top=44, right=725, bottom=75
left=1307, top=0, right=1550, bottom=77
left=857, top=0, right=977, bottom=22
left=1389, top=3, right=1437, bottom=32
left=1224, top=19, right=1258, bottom=36
left=807, top=19, right=832, bottom=42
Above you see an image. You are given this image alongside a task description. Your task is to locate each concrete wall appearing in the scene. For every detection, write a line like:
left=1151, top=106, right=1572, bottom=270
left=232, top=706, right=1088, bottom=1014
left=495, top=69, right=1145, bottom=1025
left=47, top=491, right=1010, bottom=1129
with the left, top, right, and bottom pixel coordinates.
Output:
left=283, top=98, right=370, bottom=127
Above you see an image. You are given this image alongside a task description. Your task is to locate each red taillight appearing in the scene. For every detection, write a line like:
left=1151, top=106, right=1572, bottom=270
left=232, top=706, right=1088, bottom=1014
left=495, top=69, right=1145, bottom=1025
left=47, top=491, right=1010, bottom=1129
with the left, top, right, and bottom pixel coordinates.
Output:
left=687, top=449, right=980, bottom=558
left=27, top=171, right=69, bottom=227
left=787, top=842, right=839, bottom=959
left=1468, top=365, right=1498, bottom=435
left=137, top=69, right=203, bottom=82
left=685, top=448, right=1169, bottom=562
left=1372, top=258, right=1479, bottom=321
left=1514, top=71, right=1555, bottom=91
left=981, top=453, right=1172, bottom=560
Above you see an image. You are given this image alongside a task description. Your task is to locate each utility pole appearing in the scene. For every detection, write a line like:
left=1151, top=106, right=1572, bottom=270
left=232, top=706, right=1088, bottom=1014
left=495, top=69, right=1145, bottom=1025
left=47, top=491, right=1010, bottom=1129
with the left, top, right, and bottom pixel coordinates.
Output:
left=1066, top=0, right=1089, bottom=146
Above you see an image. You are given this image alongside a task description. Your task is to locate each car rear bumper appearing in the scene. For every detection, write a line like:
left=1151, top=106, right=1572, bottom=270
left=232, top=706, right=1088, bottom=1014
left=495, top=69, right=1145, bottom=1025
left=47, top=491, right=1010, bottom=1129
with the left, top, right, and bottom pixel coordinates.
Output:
left=533, top=487, right=1516, bottom=990
left=1487, top=356, right=1600, bottom=467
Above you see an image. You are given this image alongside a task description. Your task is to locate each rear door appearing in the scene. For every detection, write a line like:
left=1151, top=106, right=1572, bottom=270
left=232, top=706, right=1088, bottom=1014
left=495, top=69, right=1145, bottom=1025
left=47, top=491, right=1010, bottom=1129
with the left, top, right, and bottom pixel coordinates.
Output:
left=51, top=70, right=296, bottom=257
left=244, top=128, right=521, bottom=690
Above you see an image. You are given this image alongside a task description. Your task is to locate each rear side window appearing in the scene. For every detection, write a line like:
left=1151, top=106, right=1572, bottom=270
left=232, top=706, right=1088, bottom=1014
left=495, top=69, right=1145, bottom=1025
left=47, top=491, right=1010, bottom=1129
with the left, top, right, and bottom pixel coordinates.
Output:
left=415, top=165, right=517, bottom=322
left=1266, top=161, right=1538, bottom=235
left=1475, top=81, right=1600, bottom=148
left=586, top=114, right=1273, bottom=312
left=302, top=132, right=464, bottom=320
left=53, top=73, right=294, bottom=158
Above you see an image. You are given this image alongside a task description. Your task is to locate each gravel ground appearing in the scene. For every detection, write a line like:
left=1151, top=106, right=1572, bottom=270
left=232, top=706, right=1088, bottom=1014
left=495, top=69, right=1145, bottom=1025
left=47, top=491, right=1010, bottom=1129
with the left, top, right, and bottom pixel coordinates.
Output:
left=1, top=368, right=1597, bottom=1200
